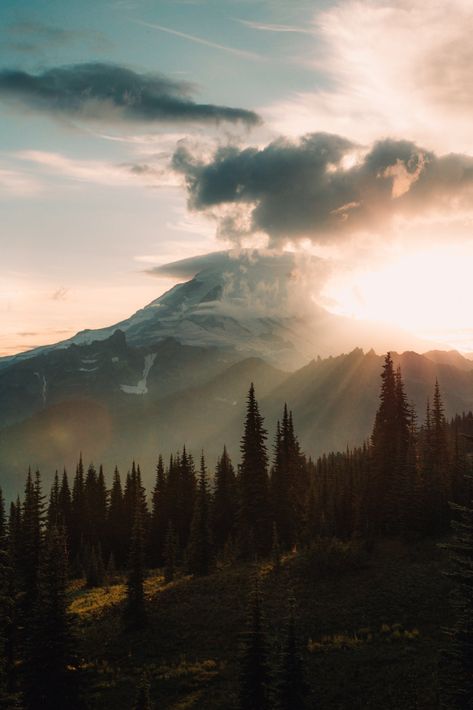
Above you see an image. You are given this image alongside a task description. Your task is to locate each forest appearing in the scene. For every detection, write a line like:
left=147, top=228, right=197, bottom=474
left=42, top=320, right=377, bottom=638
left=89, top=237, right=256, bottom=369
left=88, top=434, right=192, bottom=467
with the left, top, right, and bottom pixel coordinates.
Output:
left=1, top=353, right=473, bottom=709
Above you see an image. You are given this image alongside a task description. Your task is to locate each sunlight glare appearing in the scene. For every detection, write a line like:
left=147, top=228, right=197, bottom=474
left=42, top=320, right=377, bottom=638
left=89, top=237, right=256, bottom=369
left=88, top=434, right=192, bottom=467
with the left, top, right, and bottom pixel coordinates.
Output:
left=321, top=244, right=473, bottom=350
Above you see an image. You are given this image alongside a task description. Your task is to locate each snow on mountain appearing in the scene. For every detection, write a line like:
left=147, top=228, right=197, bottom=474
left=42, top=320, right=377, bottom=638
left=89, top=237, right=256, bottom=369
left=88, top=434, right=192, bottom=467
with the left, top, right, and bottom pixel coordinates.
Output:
left=0, top=249, right=432, bottom=375
left=1, top=250, right=324, bottom=370
left=120, top=352, right=157, bottom=395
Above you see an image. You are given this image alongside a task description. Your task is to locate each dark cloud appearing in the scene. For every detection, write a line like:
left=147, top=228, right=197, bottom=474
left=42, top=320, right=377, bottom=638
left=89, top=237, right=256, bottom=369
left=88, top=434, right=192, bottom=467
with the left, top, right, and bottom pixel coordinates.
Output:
left=0, top=62, right=261, bottom=126
left=172, top=132, right=473, bottom=244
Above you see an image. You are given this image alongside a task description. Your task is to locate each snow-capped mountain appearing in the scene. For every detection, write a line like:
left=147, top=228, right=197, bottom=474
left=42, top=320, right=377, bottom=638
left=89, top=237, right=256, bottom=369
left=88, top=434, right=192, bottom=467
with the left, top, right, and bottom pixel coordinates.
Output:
left=0, top=250, right=323, bottom=372
left=1, top=249, right=456, bottom=497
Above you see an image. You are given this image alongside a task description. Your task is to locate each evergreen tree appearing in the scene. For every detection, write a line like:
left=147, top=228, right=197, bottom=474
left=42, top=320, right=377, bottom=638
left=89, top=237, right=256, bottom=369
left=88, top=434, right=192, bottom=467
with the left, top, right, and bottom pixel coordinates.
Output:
left=212, top=446, right=238, bottom=553
left=150, top=455, right=167, bottom=567
left=85, top=544, right=105, bottom=588
left=276, top=600, right=308, bottom=710
left=430, top=380, right=450, bottom=532
left=177, top=447, right=196, bottom=551
left=164, top=521, right=178, bottom=584
left=188, top=454, right=212, bottom=577
left=47, top=471, right=61, bottom=528
left=370, top=355, right=411, bottom=535
left=23, top=524, right=81, bottom=709
left=271, top=407, right=308, bottom=549
left=108, top=467, right=126, bottom=568
left=271, top=522, right=281, bottom=572
left=20, top=468, right=44, bottom=611
left=239, top=576, right=270, bottom=710
left=442, top=493, right=473, bottom=708
left=124, top=462, right=149, bottom=550
left=0, top=489, right=18, bottom=704
left=238, top=384, right=271, bottom=558
left=59, top=469, right=72, bottom=544
left=70, top=456, right=86, bottom=561
left=124, top=497, right=147, bottom=629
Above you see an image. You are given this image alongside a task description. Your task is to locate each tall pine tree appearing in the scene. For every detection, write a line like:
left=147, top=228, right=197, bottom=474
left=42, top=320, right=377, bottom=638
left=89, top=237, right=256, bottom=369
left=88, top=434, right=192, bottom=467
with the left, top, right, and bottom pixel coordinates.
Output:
left=238, top=384, right=271, bottom=558
left=187, top=454, right=212, bottom=577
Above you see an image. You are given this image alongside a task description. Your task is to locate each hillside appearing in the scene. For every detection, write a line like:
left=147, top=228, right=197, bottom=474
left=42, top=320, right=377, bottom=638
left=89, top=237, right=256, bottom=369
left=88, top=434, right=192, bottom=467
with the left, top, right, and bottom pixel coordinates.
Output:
left=71, top=539, right=451, bottom=709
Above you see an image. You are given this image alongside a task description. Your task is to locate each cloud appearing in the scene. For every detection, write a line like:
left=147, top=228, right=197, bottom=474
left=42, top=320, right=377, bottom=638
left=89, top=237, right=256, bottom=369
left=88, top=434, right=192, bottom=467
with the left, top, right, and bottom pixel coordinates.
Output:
left=149, top=250, right=233, bottom=279
left=236, top=18, right=311, bottom=34
left=146, top=248, right=326, bottom=323
left=51, top=287, right=69, bottom=301
left=0, top=62, right=261, bottom=126
left=17, top=150, right=170, bottom=188
left=0, top=167, right=42, bottom=197
left=172, top=132, right=473, bottom=246
left=265, top=0, right=473, bottom=153
left=135, top=20, right=263, bottom=61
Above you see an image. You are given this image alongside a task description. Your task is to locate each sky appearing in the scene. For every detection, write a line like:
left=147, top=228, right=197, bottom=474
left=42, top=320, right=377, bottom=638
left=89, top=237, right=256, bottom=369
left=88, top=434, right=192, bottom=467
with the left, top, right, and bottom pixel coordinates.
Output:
left=1, top=0, right=473, bottom=355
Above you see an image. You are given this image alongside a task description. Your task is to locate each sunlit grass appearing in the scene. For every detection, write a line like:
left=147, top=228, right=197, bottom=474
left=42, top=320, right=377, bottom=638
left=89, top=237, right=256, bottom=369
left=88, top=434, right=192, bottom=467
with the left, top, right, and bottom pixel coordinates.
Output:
left=68, top=570, right=193, bottom=619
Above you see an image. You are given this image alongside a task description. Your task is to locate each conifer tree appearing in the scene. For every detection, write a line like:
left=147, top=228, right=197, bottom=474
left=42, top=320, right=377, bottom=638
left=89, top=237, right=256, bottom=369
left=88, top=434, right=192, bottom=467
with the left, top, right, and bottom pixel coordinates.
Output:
left=85, top=544, right=105, bottom=588
left=188, top=454, right=212, bottom=577
left=212, top=446, right=237, bottom=552
left=47, top=471, right=61, bottom=528
left=108, top=467, right=126, bottom=568
left=276, top=600, right=308, bottom=710
left=442, top=494, right=473, bottom=708
left=370, top=355, right=411, bottom=534
left=177, top=447, right=196, bottom=551
left=20, top=468, right=43, bottom=610
left=164, top=521, right=178, bottom=584
left=124, top=462, right=149, bottom=548
left=431, top=380, right=450, bottom=532
left=238, top=384, right=271, bottom=558
left=71, top=456, right=85, bottom=560
left=59, top=469, right=72, bottom=543
left=239, top=576, right=270, bottom=710
left=451, top=427, right=468, bottom=506
left=271, top=406, right=308, bottom=549
left=124, top=497, right=147, bottom=629
left=0, top=488, right=18, bottom=704
left=23, top=525, right=80, bottom=709
left=271, top=522, right=281, bottom=572
left=150, top=455, right=167, bottom=567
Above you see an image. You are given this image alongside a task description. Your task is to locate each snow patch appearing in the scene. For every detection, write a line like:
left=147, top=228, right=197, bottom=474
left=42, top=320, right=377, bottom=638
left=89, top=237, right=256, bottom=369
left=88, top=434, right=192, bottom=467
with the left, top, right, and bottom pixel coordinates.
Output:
left=120, top=353, right=157, bottom=395
left=112, top=357, right=119, bottom=363
left=79, top=367, right=99, bottom=372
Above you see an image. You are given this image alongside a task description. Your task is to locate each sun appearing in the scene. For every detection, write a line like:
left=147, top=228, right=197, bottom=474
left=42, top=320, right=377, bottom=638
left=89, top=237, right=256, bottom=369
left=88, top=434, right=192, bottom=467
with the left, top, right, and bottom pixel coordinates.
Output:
left=321, top=243, right=473, bottom=352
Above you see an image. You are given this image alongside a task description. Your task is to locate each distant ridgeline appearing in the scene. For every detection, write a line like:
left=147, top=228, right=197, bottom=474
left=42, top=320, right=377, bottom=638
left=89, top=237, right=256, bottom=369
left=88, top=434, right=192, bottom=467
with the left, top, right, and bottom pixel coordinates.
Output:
left=4, top=352, right=473, bottom=563
left=1, top=352, right=473, bottom=707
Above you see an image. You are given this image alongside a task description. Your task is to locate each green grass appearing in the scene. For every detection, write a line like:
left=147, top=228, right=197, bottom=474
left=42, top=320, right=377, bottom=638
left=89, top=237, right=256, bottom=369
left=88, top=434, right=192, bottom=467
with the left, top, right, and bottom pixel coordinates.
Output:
left=70, top=538, right=453, bottom=709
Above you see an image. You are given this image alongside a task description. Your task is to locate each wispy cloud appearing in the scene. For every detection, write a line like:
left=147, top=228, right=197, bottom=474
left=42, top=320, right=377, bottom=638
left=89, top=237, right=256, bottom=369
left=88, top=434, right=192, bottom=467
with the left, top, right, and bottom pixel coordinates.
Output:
left=236, top=18, right=312, bottom=34
left=16, top=149, right=182, bottom=189
left=265, top=0, right=473, bottom=153
left=0, top=167, right=42, bottom=196
left=134, top=19, right=264, bottom=61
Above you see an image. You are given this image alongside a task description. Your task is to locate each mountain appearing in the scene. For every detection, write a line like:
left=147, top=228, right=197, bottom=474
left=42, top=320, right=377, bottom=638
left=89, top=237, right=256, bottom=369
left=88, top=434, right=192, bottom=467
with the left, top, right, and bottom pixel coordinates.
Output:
left=1, top=250, right=472, bottom=498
